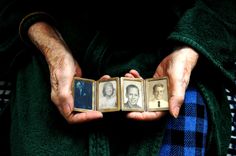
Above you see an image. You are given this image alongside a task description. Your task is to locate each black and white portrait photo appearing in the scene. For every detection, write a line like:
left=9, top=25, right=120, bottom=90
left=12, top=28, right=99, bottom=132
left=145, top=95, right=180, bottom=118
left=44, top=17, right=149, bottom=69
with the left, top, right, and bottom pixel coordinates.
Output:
left=121, top=77, right=144, bottom=111
left=146, top=77, right=168, bottom=111
left=97, top=78, right=120, bottom=112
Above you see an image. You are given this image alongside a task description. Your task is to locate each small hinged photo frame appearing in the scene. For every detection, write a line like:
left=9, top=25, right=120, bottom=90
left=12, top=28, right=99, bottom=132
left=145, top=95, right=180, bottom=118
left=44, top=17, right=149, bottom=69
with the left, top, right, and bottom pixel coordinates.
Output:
left=72, top=76, right=169, bottom=113
left=96, top=77, right=120, bottom=112
left=120, top=77, right=145, bottom=112
left=145, top=77, right=169, bottom=111
left=73, top=77, right=96, bottom=112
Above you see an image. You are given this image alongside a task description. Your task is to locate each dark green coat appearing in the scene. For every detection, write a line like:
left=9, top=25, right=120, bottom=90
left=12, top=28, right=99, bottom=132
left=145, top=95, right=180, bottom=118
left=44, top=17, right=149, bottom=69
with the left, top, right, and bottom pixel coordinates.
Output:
left=0, top=0, right=236, bottom=155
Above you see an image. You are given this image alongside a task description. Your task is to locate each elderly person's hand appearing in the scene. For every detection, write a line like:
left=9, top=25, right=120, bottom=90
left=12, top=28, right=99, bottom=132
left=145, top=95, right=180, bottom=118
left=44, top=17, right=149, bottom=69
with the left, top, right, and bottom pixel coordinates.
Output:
left=28, top=22, right=103, bottom=124
left=124, top=47, right=199, bottom=120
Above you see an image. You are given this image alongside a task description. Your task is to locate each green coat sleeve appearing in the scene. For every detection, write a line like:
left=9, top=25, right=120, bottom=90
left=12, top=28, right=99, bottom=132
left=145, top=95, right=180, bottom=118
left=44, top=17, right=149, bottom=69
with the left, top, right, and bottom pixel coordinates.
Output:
left=168, top=0, right=236, bottom=155
left=169, top=0, right=236, bottom=82
left=0, top=0, right=54, bottom=77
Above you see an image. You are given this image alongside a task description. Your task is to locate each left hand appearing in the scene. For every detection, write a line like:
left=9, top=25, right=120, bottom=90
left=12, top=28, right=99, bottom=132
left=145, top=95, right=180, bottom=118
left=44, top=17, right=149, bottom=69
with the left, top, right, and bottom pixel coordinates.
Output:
left=125, top=47, right=199, bottom=121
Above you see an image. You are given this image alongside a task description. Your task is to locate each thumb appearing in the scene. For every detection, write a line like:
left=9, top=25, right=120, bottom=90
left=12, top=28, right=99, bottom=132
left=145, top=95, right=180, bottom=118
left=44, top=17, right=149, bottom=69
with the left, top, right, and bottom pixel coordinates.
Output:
left=56, top=71, right=75, bottom=118
left=75, top=61, right=82, bottom=77
left=168, top=79, right=187, bottom=118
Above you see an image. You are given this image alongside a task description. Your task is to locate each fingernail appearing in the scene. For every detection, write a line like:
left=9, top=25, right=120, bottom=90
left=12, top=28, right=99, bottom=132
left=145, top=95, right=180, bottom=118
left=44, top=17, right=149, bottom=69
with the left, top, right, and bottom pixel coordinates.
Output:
left=173, top=107, right=180, bottom=118
left=98, top=112, right=103, bottom=118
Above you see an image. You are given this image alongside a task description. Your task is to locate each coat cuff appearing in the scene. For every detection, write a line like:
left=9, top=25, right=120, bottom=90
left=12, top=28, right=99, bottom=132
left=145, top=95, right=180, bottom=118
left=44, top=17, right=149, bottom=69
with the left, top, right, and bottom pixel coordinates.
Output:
left=19, top=12, right=56, bottom=46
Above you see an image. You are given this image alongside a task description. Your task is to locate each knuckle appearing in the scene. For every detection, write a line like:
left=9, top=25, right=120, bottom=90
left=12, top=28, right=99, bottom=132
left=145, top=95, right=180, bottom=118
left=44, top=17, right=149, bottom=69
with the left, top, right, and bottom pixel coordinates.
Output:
left=51, top=92, right=58, bottom=105
left=58, top=91, right=69, bottom=100
left=66, top=118, right=75, bottom=124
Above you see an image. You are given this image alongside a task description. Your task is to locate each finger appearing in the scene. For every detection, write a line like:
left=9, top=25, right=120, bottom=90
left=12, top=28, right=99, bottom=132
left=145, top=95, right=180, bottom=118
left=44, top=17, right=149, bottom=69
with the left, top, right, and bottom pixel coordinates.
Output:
left=75, top=61, right=82, bottom=77
left=126, top=111, right=166, bottom=121
left=56, top=91, right=103, bottom=124
left=129, top=69, right=142, bottom=78
left=50, top=70, right=59, bottom=99
left=51, top=90, right=59, bottom=107
left=153, top=57, right=168, bottom=78
left=57, top=98, right=73, bottom=119
left=52, top=67, right=76, bottom=118
left=57, top=73, right=73, bottom=104
left=168, top=76, right=187, bottom=118
left=63, top=111, right=103, bottom=124
left=125, top=73, right=135, bottom=78
left=99, top=75, right=111, bottom=80
left=55, top=87, right=103, bottom=124
left=56, top=91, right=74, bottom=119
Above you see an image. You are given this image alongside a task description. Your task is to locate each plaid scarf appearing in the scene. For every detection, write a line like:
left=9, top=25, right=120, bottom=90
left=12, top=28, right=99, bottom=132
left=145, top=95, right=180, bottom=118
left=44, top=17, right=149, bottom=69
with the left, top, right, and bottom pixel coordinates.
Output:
left=159, top=85, right=208, bottom=156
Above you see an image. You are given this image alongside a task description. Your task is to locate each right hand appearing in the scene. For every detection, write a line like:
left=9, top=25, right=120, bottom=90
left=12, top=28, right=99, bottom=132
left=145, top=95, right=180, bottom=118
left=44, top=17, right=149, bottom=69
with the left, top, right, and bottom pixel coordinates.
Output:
left=48, top=51, right=103, bottom=124
left=28, top=22, right=103, bottom=124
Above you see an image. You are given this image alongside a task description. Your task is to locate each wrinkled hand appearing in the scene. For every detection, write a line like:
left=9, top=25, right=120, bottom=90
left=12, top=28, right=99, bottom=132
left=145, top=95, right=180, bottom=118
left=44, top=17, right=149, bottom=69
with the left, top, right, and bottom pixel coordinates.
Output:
left=154, top=47, right=199, bottom=118
left=125, top=47, right=199, bottom=120
left=48, top=52, right=102, bottom=124
left=28, top=22, right=103, bottom=124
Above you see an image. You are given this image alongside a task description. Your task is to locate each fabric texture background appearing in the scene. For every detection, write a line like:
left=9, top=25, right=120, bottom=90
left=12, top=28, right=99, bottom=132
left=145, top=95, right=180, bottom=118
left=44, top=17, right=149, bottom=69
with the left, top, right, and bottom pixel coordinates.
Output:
left=0, top=0, right=236, bottom=155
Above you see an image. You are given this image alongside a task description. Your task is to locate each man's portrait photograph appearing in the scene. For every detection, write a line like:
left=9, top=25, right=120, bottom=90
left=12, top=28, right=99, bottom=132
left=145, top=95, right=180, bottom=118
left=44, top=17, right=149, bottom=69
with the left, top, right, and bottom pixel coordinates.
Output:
left=121, top=77, right=144, bottom=111
left=145, top=77, right=169, bottom=111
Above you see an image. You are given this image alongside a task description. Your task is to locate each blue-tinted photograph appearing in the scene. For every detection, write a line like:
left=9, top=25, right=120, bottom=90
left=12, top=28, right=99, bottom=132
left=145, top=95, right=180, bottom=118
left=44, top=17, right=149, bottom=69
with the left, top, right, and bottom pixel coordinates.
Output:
left=74, top=79, right=93, bottom=110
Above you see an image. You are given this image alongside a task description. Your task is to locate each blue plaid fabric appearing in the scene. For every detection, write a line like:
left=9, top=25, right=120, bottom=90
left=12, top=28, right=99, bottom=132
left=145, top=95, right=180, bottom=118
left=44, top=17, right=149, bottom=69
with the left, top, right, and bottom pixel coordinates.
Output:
left=159, top=85, right=208, bottom=156
left=0, top=80, right=11, bottom=116
left=226, top=88, right=236, bottom=155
